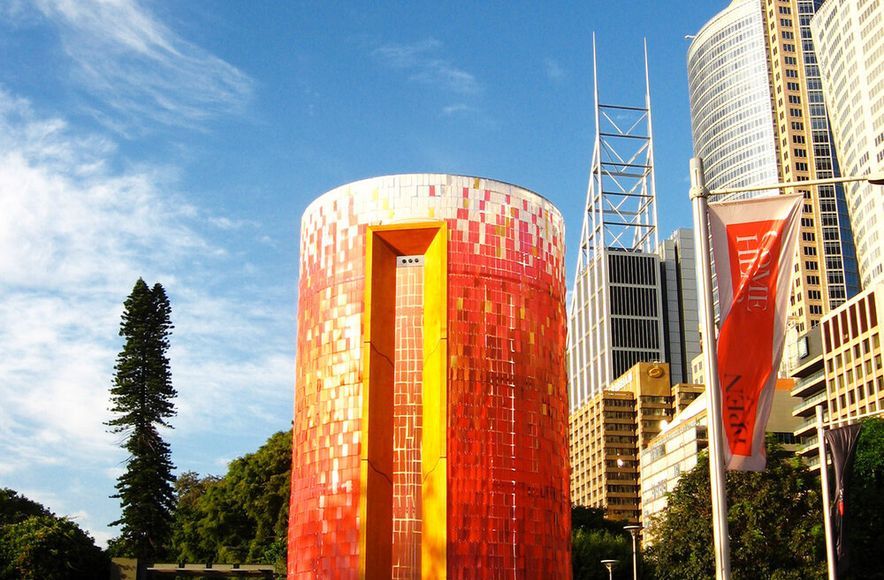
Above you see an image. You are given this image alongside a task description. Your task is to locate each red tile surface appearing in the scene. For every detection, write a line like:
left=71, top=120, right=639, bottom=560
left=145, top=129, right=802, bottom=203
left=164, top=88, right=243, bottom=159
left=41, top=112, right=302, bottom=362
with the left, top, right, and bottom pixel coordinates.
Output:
left=289, top=176, right=570, bottom=578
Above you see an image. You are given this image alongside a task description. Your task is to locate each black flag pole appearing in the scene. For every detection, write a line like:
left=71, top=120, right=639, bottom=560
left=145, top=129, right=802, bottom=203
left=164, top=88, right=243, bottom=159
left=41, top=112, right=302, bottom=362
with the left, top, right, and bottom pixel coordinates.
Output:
left=824, top=422, right=862, bottom=577
left=815, top=405, right=880, bottom=579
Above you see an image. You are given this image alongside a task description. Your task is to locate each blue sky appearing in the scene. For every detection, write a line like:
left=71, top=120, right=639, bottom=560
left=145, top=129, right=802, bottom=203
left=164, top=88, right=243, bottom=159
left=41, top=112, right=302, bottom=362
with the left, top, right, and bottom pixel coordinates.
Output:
left=0, top=1, right=718, bottom=546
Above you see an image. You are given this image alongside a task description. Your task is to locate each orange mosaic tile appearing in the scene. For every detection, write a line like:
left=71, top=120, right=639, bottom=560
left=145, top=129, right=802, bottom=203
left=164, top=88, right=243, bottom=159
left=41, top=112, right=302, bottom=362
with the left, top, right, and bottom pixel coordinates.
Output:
left=289, top=175, right=570, bottom=578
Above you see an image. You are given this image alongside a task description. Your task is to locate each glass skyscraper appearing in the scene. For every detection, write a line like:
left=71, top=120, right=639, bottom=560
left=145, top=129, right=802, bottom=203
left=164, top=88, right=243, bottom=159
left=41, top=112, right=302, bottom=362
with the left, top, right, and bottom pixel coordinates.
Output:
left=812, top=0, right=884, bottom=288
left=688, top=0, right=860, bottom=334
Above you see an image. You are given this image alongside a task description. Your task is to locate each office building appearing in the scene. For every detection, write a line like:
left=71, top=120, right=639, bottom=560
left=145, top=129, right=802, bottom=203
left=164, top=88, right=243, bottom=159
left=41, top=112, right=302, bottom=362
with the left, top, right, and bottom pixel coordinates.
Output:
left=673, top=382, right=704, bottom=412
left=788, top=324, right=827, bottom=468
left=789, top=283, right=884, bottom=468
left=570, top=362, right=675, bottom=522
left=568, top=46, right=664, bottom=410
left=811, top=0, right=884, bottom=287
left=289, top=175, right=571, bottom=578
left=639, top=394, right=707, bottom=533
left=688, top=0, right=860, bottom=335
left=568, top=50, right=710, bottom=529
left=659, top=228, right=701, bottom=384
left=820, top=282, right=884, bottom=423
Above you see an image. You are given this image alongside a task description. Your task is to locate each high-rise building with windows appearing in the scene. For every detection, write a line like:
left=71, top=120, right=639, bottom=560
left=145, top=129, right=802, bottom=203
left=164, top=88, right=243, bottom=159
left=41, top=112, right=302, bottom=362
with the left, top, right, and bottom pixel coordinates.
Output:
left=688, top=0, right=780, bottom=196
left=811, top=0, right=884, bottom=287
left=569, top=362, right=676, bottom=522
left=568, top=45, right=664, bottom=410
left=688, top=0, right=860, bottom=335
left=659, top=228, right=701, bottom=384
left=789, top=283, right=884, bottom=468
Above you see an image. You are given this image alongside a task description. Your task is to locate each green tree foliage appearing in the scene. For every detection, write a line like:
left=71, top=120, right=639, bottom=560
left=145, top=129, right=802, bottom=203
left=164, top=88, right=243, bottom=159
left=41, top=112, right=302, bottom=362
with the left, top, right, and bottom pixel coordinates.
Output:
left=571, top=506, right=633, bottom=579
left=843, top=417, right=884, bottom=580
left=0, top=489, right=49, bottom=526
left=572, top=528, right=631, bottom=580
left=107, top=278, right=177, bottom=560
left=171, top=430, right=291, bottom=571
left=646, top=439, right=825, bottom=580
left=0, top=490, right=108, bottom=580
left=572, top=506, right=628, bottom=535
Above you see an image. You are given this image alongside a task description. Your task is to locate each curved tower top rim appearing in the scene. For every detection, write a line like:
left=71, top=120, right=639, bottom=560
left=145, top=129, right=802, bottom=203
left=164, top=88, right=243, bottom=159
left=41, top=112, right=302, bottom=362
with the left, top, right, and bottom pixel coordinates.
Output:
left=303, top=173, right=559, bottom=216
left=687, top=0, right=757, bottom=62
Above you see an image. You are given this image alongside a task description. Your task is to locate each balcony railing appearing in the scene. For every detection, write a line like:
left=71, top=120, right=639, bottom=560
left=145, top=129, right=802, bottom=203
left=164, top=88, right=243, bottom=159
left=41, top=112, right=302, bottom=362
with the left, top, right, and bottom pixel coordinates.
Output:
left=791, top=369, right=825, bottom=397
left=794, top=416, right=817, bottom=436
left=797, top=435, right=819, bottom=455
left=793, top=391, right=828, bottom=416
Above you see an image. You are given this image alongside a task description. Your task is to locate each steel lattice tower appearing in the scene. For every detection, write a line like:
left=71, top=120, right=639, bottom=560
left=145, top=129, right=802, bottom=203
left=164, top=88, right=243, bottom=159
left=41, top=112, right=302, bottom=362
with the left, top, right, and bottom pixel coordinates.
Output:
left=568, top=39, right=663, bottom=410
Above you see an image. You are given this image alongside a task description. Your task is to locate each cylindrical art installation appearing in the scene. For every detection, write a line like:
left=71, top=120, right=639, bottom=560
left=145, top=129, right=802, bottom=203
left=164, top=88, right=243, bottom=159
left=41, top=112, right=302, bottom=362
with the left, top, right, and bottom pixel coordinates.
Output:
left=289, top=174, right=570, bottom=578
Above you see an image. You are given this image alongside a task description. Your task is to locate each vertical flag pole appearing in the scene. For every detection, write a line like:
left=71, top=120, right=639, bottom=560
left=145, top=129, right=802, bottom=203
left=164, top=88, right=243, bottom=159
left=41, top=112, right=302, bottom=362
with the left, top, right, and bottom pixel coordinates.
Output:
left=689, top=157, right=732, bottom=580
left=816, top=404, right=837, bottom=579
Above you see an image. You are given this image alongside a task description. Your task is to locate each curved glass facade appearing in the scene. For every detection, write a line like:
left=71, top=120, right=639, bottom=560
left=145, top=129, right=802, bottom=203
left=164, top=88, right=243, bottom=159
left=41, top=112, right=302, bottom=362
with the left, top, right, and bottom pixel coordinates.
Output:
left=689, top=0, right=862, bottom=333
left=812, top=0, right=884, bottom=287
left=795, top=0, right=859, bottom=306
left=688, top=0, right=779, bottom=198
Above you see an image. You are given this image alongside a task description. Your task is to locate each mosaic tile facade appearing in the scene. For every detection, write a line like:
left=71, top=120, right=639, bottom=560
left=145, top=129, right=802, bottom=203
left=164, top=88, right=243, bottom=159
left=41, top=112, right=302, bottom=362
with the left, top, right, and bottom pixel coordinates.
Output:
left=392, top=260, right=424, bottom=577
left=289, top=174, right=570, bottom=578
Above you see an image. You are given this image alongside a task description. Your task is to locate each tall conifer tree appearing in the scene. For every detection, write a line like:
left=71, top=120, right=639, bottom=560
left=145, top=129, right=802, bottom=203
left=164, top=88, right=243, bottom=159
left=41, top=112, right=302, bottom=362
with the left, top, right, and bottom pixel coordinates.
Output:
left=107, top=278, right=176, bottom=560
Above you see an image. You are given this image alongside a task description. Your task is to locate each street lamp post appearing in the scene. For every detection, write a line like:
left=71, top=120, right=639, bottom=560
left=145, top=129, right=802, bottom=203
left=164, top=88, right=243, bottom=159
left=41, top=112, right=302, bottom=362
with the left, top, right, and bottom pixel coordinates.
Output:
left=690, top=156, right=884, bottom=580
left=601, top=559, right=618, bottom=580
left=624, top=525, right=642, bottom=580
left=816, top=405, right=837, bottom=580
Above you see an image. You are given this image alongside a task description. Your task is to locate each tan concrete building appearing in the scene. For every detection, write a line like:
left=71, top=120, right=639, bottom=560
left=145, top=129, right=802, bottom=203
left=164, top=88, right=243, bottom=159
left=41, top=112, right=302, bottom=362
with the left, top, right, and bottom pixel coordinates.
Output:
left=673, top=382, right=704, bottom=414
left=569, top=362, right=675, bottom=522
left=790, top=283, right=884, bottom=468
left=571, top=357, right=804, bottom=530
left=822, top=283, right=884, bottom=422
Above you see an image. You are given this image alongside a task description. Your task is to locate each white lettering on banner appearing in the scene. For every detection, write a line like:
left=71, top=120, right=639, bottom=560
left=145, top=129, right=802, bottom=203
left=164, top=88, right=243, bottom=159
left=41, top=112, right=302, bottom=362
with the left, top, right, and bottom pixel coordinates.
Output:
left=734, top=231, right=777, bottom=312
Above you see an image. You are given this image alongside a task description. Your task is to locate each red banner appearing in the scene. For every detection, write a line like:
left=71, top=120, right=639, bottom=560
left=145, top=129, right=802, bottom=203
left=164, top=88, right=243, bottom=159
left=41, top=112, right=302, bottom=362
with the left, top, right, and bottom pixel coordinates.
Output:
left=709, top=194, right=801, bottom=471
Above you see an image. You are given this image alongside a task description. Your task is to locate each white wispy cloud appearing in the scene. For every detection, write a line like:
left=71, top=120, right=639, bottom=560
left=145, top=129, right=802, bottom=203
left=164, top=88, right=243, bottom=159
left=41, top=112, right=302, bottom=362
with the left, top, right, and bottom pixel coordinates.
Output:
left=0, top=89, right=293, bottom=541
left=544, top=58, right=566, bottom=81
left=373, top=38, right=481, bottom=94
left=31, top=0, right=253, bottom=130
left=208, top=215, right=257, bottom=231
left=441, top=103, right=475, bottom=116
left=0, top=1, right=281, bottom=550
